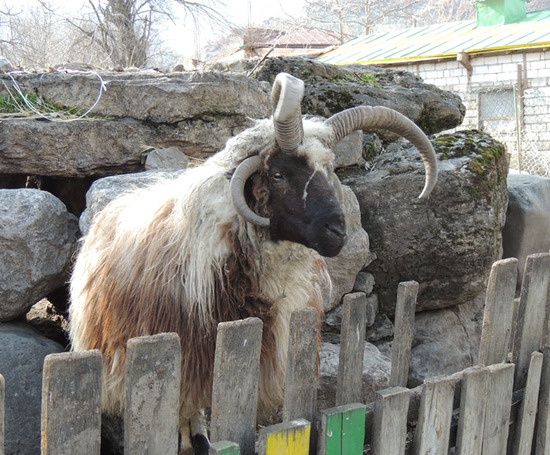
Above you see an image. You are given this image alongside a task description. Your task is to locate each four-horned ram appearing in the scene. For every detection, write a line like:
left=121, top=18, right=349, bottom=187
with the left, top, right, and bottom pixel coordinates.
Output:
left=68, top=72, right=438, bottom=454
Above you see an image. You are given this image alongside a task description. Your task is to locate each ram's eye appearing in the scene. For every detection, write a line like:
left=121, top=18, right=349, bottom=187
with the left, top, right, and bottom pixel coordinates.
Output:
left=271, top=172, right=284, bottom=181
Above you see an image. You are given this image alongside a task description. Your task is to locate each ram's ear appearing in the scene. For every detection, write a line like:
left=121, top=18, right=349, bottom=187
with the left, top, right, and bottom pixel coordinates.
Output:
left=251, top=174, right=270, bottom=216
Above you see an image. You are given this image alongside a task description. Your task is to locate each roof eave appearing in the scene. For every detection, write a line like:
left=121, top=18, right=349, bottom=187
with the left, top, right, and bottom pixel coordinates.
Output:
left=332, top=42, right=550, bottom=66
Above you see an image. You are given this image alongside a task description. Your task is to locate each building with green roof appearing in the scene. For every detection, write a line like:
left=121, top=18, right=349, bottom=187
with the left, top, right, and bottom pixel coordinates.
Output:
left=317, top=0, right=550, bottom=176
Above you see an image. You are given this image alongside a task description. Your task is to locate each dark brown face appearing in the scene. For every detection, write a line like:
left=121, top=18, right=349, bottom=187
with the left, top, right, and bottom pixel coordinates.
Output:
left=250, top=152, right=347, bottom=257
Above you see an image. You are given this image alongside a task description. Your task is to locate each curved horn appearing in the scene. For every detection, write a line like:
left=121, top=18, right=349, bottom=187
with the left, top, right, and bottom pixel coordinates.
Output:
left=324, top=106, right=438, bottom=199
left=271, top=73, right=305, bottom=152
left=230, top=155, right=270, bottom=227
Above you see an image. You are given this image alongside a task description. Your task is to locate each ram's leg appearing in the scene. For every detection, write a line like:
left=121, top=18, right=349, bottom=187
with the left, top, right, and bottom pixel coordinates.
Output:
left=178, top=410, right=210, bottom=455
left=178, top=419, right=193, bottom=455
left=190, top=409, right=210, bottom=454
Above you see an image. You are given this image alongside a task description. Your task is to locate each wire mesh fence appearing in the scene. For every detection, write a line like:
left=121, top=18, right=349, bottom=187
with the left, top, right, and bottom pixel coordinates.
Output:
left=519, top=86, right=550, bottom=177
left=478, top=85, right=550, bottom=178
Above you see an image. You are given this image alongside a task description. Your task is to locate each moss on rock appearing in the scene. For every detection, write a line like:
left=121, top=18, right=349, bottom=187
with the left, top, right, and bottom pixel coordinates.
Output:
left=434, top=130, right=508, bottom=201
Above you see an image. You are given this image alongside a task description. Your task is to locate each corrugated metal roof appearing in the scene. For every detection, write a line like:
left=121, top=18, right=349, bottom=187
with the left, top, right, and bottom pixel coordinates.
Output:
left=317, top=9, right=550, bottom=65
left=244, top=27, right=341, bottom=48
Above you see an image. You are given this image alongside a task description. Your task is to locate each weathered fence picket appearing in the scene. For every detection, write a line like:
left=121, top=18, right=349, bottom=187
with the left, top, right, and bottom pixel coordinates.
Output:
left=413, top=376, right=455, bottom=455
left=482, top=363, right=515, bottom=455
left=124, top=333, right=181, bottom=455
left=41, top=350, right=102, bottom=455
left=371, top=387, right=409, bottom=455
left=535, top=347, right=550, bottom=455
left=318, top=403, right=366, bottom=455
left=511, top=351, right=544, bottom=455
left=282, top=307, right=318, bottom=452
left=336, top=292, right=366, bottom=406
left=258, top=419, right=311, bottom=455
left=478, top=258, right=518, bottom=365
left=283, top=307, right=318, bottom=423
left=210, top=317, right=262, bottom=454
left=0, top=373, right=4, bottom=455
left=513, top=253, right=550, bottom=389
left=455, top=365, right=489, bottom=455
left=390, top=281, right=418, bottom=388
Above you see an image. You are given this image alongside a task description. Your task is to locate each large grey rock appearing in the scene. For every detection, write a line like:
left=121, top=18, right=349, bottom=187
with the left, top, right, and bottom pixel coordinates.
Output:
left=218, top=56, right=466, bottom=136
left=502, top=174, right=550, bottom=287
left=0, top=71, right=271, bottom=123
left=0, top=116, right=253, bottom=178
left=318, top=341, right=391, bottom=410
left=407, top=294, right=485, bottom=387
left=333, top=131, right=364, bottom=169
left=79, top=170, right=183, bottom=235
left=325, top=186, right=372, bottom=311
left=0, top=322, right=65, bottom=455
left=26, top=299, right=68, bottom=346
left=0, top=189, right=79, bottom=321
left=144, top=146, right=189, bottom=171
left=340, top=130, right=509, bottom=313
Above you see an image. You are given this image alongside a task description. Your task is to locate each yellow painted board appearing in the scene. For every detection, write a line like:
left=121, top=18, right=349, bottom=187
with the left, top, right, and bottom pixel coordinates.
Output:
left=260, top=418, right=311, bottom=455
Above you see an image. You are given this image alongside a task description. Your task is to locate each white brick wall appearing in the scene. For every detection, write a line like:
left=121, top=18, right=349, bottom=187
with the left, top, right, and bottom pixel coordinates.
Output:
left=530, top=59, right=548, bottom=70
left=393, top=50, right=550, bottom=91
left=497, top=54, right=513, bottom=64
left=529, top=53, right=545, bottom=62
left=386, top=49, right=550, bottom=174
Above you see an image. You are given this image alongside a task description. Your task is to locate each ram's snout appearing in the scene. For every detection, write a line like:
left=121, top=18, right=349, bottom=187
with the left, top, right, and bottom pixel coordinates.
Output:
left=310, top=208, right=347, bottom=257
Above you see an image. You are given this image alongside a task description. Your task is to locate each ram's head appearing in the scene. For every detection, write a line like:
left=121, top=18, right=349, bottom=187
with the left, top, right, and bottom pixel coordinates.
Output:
left=230, top=72, right=438, bottom=258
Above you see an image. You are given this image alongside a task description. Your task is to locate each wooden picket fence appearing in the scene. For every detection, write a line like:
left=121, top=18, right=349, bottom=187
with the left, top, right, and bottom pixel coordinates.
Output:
left=0, top=252, right=549, bottom=454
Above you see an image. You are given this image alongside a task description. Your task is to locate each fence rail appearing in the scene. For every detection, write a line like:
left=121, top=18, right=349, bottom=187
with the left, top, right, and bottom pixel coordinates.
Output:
left=0, top=252, right=549, bottom=454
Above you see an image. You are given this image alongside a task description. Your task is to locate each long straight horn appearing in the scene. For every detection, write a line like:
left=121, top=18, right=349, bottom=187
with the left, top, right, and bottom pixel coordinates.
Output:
left=271, top=73, right=305, bottom=152
left=324, top=106, right=438, bottom=199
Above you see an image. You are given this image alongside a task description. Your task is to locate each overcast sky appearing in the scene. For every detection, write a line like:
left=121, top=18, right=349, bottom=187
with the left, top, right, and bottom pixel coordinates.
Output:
left=1, top=0, right=304, bottom=25
left=1, top=0, right=306, bottom=59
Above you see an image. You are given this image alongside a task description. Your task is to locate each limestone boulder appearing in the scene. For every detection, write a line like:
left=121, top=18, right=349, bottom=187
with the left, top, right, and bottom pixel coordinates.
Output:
left=0, top=115, right=253, bottom=178
left=0, top=189, right=79, bottom=321
left=79, top=170, right=183, bottom=235
left=0, top=322, right=65, bottom=455
left=0, top=69, right=270, bottom=179
left=339, top=130, right=509, bottom=313
left=407, top=294, right=485, bottom=387
left=144, top=146, right=189, bottom=171
left=0, top=70, right=271, bottom=123
left=333, top=131, right=364, bottom=169
left=218, top=56, right=466, bottom=136
left=502, top=173, right=550, bottom=287
left=325, top=186, right=372, bottom=311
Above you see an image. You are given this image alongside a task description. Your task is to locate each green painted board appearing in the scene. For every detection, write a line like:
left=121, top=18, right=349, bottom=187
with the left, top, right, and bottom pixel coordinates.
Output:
left=319, top=403, right=366, bottom=455
left=321, top=409, right=342, bottom=455
left=209, top=441, right=240, bottom=454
